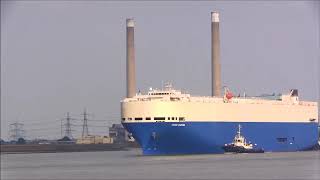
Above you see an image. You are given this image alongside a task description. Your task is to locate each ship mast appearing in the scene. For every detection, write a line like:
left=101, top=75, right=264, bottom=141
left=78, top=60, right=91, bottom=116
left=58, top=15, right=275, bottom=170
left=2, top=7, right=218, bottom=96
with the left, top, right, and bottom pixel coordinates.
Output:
left=237, top=124, right=241, bottom=137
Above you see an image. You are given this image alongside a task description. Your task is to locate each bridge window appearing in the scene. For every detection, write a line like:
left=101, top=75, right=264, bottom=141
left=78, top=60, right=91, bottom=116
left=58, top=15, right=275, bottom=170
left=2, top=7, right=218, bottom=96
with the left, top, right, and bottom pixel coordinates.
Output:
left=128, top=118, right=132, bottom=121
left=122, top=118, right=125, bottom=121
left=146, top=117, right=151, bottom=120
left=179, top=117, right=185, bottom=121
left=135, top=117, right=143, bottom=121
left=309, top=118, right=316, bottom=122
left=154, top=117, right=165, bottom=120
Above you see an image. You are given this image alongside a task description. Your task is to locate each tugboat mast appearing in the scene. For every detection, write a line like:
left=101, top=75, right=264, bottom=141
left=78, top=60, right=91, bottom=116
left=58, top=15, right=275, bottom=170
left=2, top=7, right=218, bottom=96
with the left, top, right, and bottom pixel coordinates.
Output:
left=237, top=124, right=242, bottom=138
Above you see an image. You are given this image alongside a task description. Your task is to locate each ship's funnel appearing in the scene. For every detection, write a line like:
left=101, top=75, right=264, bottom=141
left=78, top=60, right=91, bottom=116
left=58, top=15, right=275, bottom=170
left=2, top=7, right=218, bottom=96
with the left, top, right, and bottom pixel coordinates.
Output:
left=211, top=12, right=221, bottom=97
left=126, top=19, right=136, bottom=98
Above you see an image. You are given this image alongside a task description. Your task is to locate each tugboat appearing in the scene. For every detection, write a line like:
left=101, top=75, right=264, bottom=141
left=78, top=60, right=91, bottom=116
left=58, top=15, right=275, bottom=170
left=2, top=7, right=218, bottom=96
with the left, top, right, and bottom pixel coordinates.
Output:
left=223, top=125, right=264, bottom=153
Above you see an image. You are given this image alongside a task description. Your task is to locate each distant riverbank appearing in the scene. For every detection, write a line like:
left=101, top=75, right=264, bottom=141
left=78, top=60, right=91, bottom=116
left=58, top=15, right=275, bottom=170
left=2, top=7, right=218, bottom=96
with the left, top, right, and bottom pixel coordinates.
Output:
left=0, top=143, right=139, bottom=154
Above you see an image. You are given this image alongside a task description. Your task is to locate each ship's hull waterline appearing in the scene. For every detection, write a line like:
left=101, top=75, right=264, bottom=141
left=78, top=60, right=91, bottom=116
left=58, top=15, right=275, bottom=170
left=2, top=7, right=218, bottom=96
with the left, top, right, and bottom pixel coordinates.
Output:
left=122, top=122, right=318, bottom=155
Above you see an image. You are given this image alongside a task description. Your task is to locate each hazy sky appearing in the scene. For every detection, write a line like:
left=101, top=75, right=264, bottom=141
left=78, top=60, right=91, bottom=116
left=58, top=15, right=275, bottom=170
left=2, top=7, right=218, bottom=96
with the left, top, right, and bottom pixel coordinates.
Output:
left=1, top=1, right=319, bottom=140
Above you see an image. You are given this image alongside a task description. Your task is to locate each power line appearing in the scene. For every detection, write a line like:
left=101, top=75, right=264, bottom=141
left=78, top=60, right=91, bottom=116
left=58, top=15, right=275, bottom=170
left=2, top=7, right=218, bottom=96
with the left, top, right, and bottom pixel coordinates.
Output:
left=9, top=122, right=26, bottom=141
left=84, top=119, right=107, bottom=122
left=60, top=112, right=76, bottom=139
left=82, top=109, right=89, bottom=138
left=65, top=112, right=73, bottom=139
left=28, top=128, right=61, bottom=131
left=7, top=111, right=118, bottom=140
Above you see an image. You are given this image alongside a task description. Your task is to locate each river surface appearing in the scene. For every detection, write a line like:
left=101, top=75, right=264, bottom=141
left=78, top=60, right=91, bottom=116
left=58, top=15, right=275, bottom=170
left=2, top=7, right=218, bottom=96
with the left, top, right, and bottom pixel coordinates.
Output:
left=1, top=149, right=320, bottom=180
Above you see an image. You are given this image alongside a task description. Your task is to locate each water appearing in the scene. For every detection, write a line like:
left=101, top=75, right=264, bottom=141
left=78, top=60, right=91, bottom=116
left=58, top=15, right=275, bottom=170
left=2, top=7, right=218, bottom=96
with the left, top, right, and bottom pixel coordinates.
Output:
left=1, top=149, right=320, bottom=180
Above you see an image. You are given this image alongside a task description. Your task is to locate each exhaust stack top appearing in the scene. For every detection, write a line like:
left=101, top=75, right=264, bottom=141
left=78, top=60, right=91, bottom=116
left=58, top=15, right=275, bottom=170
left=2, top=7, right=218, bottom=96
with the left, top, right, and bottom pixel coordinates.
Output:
left=126, top=18, right=136, bottom=98
left=211, top=11, right=220, bottom=22
left=211, top=11, right=221, bottom=97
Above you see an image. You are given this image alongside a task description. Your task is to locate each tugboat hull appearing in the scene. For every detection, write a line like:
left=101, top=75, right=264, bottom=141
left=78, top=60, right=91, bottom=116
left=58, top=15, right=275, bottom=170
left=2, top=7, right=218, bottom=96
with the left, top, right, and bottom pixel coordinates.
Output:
left=223, top=145, right=264, bottom=153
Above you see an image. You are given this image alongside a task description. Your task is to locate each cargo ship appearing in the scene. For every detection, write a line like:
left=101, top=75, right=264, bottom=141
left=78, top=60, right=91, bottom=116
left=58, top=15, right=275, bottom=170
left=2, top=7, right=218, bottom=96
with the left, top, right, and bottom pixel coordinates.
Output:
left=121, top=12, right=319, bottom=155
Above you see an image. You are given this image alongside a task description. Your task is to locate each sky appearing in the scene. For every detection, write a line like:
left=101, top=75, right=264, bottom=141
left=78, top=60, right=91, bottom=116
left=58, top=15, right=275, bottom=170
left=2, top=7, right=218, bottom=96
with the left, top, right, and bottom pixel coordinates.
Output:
left=1, top=1, right=319, bottom=140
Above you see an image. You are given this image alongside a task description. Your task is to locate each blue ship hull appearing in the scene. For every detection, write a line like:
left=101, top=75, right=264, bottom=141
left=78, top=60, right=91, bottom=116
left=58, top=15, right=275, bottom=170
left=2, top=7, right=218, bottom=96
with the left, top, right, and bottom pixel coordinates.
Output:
left=122, top=122, right=319, bottom=155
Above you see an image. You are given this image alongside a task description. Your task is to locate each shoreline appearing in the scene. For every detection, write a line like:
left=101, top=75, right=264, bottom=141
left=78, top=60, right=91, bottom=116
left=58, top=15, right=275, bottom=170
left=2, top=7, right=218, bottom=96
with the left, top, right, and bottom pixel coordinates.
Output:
left=0, top=143, right=140, bottom=154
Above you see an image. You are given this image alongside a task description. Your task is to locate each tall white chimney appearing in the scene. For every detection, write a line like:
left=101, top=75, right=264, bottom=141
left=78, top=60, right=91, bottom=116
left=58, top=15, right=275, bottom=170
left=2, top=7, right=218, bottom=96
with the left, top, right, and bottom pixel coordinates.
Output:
left=211, top=12, right=221, bottom=97
left=126, top=19, right=136, bottom=98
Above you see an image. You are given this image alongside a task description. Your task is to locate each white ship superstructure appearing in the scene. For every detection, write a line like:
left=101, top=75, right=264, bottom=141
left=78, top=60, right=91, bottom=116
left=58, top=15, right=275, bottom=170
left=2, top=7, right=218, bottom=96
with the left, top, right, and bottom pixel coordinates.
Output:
left=122, top=87, right=317, bottom=123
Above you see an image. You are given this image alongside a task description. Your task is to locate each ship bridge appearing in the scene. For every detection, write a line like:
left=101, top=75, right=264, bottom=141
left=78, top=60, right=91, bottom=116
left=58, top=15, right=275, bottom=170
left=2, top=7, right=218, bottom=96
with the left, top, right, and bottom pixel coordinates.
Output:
left=147, top=83, right=183, bottom=96
left=123, top=83, right=191, bottom=102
